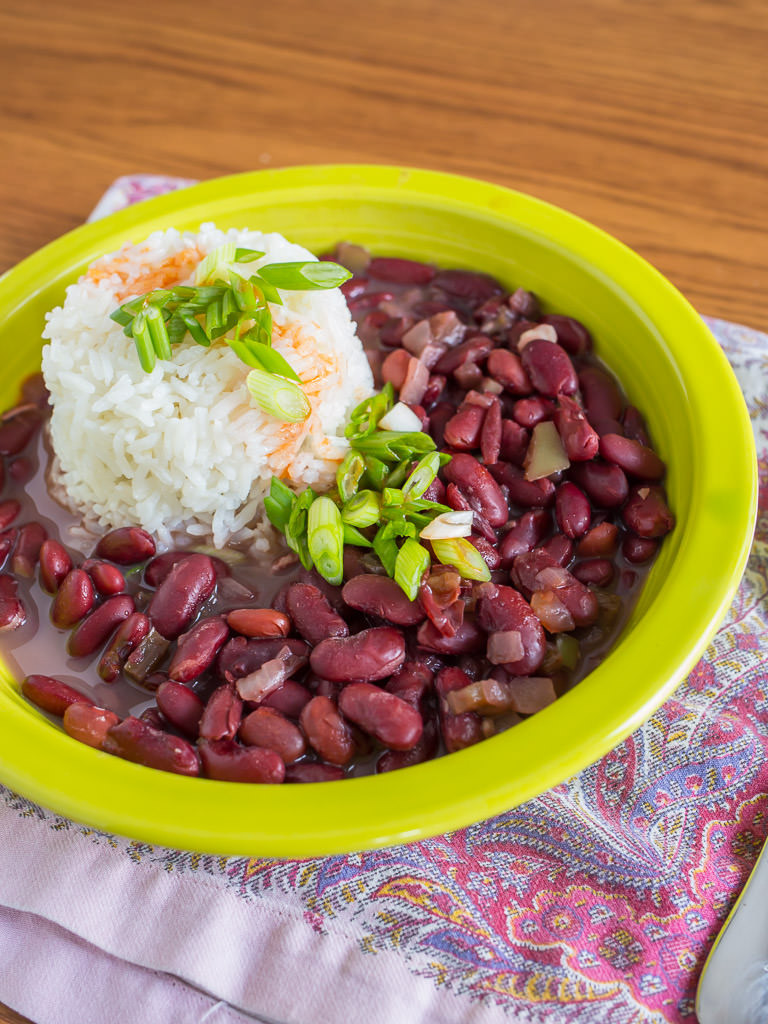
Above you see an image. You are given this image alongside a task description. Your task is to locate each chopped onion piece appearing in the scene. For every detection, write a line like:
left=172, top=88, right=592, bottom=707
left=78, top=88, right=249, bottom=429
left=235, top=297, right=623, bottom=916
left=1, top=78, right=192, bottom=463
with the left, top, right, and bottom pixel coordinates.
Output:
left=517, top=323, right=558, bottom=350
left=378, top=402, right=423, bottom=433
left=419, top=510, right=474, bottom=540
left=235, top=646, right=304, bottom=702
left=524, top=420, right=570, bottom=481
left=487, top=630, right=524, bottom=665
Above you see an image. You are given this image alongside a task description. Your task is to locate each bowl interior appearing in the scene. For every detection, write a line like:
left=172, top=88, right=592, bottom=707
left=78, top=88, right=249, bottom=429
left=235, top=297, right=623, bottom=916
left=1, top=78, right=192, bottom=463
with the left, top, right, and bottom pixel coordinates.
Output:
left=0, top=165, right=756, bottom=855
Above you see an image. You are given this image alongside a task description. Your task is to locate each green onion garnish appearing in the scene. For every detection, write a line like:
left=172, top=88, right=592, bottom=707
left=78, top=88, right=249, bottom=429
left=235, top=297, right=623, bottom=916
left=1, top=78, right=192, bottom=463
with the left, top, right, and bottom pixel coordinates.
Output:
left=403, top=451, right=441, bottom=500
left=307, top=496, right=344, bottom=586
left=285, top=487, right=315, bottom=570
left=246, top=368, right=311, bottom=423
left=394, top=538, right=431, bottom=601
left=264, top=477, right=295, bottom=532
left=131, top=311, right=156, bottom=372
left=429, top=537, right=491, bottom=582
left=341, top=489, right=380, bottom=529
left=257, top=261, right=352, bottom=291
left=336, top=450, right=366, bottom=502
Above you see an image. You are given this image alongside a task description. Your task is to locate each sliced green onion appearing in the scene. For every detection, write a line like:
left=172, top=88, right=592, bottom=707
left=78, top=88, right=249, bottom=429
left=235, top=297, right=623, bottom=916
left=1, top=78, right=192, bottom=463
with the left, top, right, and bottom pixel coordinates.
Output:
left=341, top=489, right=380, bottom=528
left=394, top=538, right=431, bottom=601
left=178, top=308, right=211, bottom=347
left=257, top=260, right=352, bottom=291
left=264, top=477, right=295, bottom=532
left=363, top=456, right=389, bottom=490
left=206, top=297, right=224, bottom=335
left=109, top=306, right=134, bottom=328
left=234, top=247, right=266, bottom=263
left=246, top=368, right=310, bottom=423
left=285, top=488, right=315, bottom=569
left=145, top=304, right=172, bottom=360
left=166, top=314, right=187, bottom=346
left=227, top=338, right=262, bottom=368
left=351, top=430, right=436, bottom=461
left=383, top=459, right=411, bottom=489
left=403, top=451, right=441, bottom=500
left=229, top=271, right=259, bottom=313
left=336, top=450, right=366, bottom=502
left=382, top=487, right=405, bottom=507
left=343, top=524, right=373, bottom=548
left=195, top=242, right=237, bottom=285
left=249, top=274, right=283, bottom=306
left=429, top=537, right=491, bottom=582
left=243, top=305, right=274, bottom=349
left=131, top=311, right=156, bottom=372
left=373, top=526, right=400, bottom=577
left=245, top=341, right=301, bottom=382
left=345, top=383, right=394, bottom=440
left=308, top=496, right=344, bottom=586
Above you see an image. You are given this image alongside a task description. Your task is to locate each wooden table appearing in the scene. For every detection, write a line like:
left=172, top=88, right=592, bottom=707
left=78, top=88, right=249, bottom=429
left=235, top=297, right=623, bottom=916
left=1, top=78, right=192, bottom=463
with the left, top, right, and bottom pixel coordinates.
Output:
left=0, top=1, right=765, bottom=1021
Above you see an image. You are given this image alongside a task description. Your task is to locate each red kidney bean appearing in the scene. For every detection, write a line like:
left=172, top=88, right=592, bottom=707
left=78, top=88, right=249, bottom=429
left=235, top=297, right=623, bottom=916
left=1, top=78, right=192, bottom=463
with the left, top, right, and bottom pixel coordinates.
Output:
left=510, top=548, right=560, bottom=594
left=422, top=374, right=447, bottom=408
left=555, top=482, right=592, bottom=539
left=532, top=565, right=599, bottom=627
left=367, top=256, right=435, bottom=284
left=499, top=509, right=550, bottom=566
left=376, top=718, right=440, bottom=773
left=480, top=397, right=502, bottom=464
left=51, top=569, right=95, bottom=629
left=417, top=616, right=485, bottom=655
left=444, top=484, right=497, bottom=543
left=442, top=453, right=508, bottom=527
left=540, top=314, right=592, bottom=356
left=216, top=636, right=309, bottom=684
left=348, top=290, right=395, bottom=314
left=240, top=707, right=306, bottom=763
left=67, top=594, right=135, bottom=657
left=622, top=535, right=660, bottom=563
left=476, top=584, right=546, bottom=675
left=0, top=574, right=25, bottom=631
left=469, top=533, right=501, bottom=570
left=428, top=401, right=455, bottom=447
left=285, top=583, right=349, bottom=645
left=569, top=461, right=629, bottom=508
left=554, top=395, right=600, bottom=461
left=381, top=316, right=417, bottom=349
left=385, top=661, right=433, bottom=710
left=591, top=416, right=625, bottom=438
left=156, top=680, right=205, bottom=739
left=21, top=674, right=95, bottom=716
left=499, top=419, right=529, bottom=465
left=82, top=560, right=126, bottom=596
left=95, top=527, right=156, bottom=565
left=299, top=695, right=355, bottom=766
left=143, top=550, right=228, bottom=588
left=512, top=396, right=556, bottom=429
left=579, top=366, right=623, bottom=422
left=434, top=335, right=493, bottom=376
left=0, top=406, right=43, bottom=455
left=520, top=339, right=578, bottom=396
left=421, top=475, right=446, bottom=505
left=0, top=530, right=15, bottom=572
left=435, top=667, right=483, bottom=752
left=622, top=485, right=675, bottom=538
left=599, top=433, right=666, bottom=481
left=226, top=607, right=290, bottom=638
left=453, top=362, right=484, bottom=390
left=199, top=684, right=243, bottom=741
left=123, top=628, right=170, bottom=683
left=97, top=612, right=151, bottom=682
left=622, top=405, right=651, bottom=446
left=573, top=558, right=615, bottom=586
left=103, top=717, right=200, bottom=775
left=339, top=683, right=424, bottom=750
left=63, top=703, right=120, bottom=748
left=0, top=500, right=21, bottom=531
left=577, top=521, right=619, bottom=557
left=340, top=277, right=368, bottom=301
left=490, top=463, right=555, bottom=508
left=486, top=349, right=532, bottom=395
left=261, top=680, right=312, bottom=718
left=381, top=348, right=411, bottom=389
left=309, top=626, right=405, bottom=683
left=443, top=403, right=485, bottom=450
left=12, top=522, right=47, bottom=577
left=433, top=269, right=503, bottom=305
left=168, top=615, right=230, bottom=683
left=311, top=677, right=343, bottom=700
left=508, top=288, right=539, bottom=318
left=285, top=763, right=346, bottom=783
left=148, top=553, right=216, bottom=640
left=139, top=706, right=167, bottom=729
left=541, top=534, right=574, bottom=567
left=199, top=739, right=285, bottom=783
left=342, top=574, right=425, bottom=626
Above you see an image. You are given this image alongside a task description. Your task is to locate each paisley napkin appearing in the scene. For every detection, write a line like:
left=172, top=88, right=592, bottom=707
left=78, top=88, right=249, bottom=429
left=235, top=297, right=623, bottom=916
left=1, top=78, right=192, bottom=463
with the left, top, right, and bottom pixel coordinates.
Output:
left=0, top=176, right=766, bottom=1024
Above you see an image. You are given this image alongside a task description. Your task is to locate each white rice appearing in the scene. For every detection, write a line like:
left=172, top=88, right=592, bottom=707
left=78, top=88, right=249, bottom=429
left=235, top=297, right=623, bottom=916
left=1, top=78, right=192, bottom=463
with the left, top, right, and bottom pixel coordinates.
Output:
left=41, top=224, right=374, bottom=552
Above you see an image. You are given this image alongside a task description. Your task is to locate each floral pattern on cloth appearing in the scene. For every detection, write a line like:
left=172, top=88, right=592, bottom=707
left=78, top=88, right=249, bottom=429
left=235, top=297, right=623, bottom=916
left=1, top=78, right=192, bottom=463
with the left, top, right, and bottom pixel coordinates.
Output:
left=3, top=176, right=767, bottom=1024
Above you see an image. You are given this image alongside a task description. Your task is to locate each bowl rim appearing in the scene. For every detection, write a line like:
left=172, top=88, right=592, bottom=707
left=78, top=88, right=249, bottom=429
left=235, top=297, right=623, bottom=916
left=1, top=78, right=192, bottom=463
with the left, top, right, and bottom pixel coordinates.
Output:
left=0, top=164, right=757, bottom=856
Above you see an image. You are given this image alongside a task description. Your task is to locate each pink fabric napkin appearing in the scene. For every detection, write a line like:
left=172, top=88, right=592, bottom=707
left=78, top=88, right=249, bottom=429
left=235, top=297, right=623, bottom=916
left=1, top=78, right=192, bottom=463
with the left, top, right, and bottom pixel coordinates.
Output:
left=0, top=175, right=766, bottom=1024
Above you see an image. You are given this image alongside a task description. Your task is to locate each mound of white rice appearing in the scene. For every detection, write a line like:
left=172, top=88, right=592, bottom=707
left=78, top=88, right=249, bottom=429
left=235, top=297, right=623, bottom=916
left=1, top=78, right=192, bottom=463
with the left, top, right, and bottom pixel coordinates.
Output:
left=42, top=224, right=374, bottom=551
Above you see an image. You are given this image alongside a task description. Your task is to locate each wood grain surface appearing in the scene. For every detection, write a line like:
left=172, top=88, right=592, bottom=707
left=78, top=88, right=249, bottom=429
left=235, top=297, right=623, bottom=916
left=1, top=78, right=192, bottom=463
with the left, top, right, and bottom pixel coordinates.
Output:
left=0, top=1, right=765, bottom=1021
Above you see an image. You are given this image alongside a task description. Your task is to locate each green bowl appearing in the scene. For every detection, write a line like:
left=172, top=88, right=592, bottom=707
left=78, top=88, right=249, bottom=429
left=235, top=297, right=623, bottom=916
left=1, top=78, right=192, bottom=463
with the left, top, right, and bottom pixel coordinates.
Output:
left=0, top=165, right=757, bottom=855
